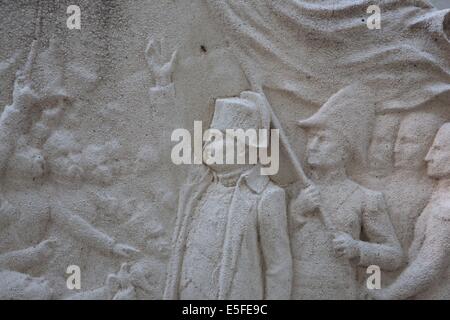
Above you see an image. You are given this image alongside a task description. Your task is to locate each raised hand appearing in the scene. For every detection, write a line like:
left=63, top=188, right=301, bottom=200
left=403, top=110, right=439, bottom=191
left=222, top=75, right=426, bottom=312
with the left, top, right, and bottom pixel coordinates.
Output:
left=291, top=185, right=321, bottom=216
left=12, top=40, right=40, bottom=109
left=145, top=37, right=177, bottom=87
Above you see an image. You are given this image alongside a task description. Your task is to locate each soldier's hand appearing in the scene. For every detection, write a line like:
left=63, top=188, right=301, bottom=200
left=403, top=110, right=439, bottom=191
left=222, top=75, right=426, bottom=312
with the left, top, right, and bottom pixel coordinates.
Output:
left=291, top=185, right=321, bottom=216
left=332, top=232, right=360, bottom=260
left=12, top=79, right=39, bottom=110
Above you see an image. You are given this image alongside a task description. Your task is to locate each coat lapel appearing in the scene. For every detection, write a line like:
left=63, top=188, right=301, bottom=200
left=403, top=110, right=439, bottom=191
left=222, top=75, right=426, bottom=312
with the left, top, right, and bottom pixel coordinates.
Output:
left=218, top=167, right=269, bottom=299
left=165, top=166, right=269, bottom=300
left=163, top=167, right=212, bottom=299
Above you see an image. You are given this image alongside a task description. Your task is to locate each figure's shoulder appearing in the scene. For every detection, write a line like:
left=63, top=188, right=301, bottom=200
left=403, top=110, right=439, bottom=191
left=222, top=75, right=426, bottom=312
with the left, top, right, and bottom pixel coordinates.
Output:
left=260, top=181, right=285, bottom=203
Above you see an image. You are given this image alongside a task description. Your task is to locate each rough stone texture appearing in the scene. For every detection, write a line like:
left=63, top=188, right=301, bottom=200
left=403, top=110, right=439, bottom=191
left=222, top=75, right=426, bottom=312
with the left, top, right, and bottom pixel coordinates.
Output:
left=0, top=0, right=449, bottom=299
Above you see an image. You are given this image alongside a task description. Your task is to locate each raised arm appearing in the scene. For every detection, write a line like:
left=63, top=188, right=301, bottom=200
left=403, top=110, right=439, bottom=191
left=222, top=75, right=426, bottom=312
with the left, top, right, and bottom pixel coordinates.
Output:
left=0, top=40, right=40, bottom=173
left=145, top=37, right=177, bottom=88
left=51, top=203, right=139, bottom=259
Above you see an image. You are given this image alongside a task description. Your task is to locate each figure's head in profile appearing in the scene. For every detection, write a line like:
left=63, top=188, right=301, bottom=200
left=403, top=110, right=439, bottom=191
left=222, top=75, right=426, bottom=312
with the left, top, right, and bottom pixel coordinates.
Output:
left=425, top=122, right=450, bottom=180
left=203, top=91, right=271, bottom=174
left=367, top=114, right=400, bottom=174
left=298, top=84, right=376, bottom=173
left=302, top=126, right=349, bottom=170
left=394, top=111, right=445, bottom=170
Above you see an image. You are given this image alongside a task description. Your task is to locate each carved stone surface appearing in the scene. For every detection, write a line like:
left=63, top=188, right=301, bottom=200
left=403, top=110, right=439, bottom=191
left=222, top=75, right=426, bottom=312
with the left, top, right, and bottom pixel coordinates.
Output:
left=0, top=0, right=449, bottom=300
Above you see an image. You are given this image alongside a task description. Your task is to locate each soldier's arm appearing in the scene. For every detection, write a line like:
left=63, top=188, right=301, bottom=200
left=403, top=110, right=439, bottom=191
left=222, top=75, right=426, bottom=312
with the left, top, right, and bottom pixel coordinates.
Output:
left=51, top=205, right=116, bottom=255
left=357, top=191, right=404, bottom=271
left=258, top=186, right=292, bottom=299
left=379, top=215, right=449, bottom=300
left=0, top=41, right=39, bottom=173
left=146, top=37, right=177, bottom=100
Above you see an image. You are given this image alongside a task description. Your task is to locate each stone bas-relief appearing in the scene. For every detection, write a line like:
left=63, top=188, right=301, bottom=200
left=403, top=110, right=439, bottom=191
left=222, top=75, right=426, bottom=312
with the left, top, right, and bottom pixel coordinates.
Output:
left=0, top=0, right=449, bottom=300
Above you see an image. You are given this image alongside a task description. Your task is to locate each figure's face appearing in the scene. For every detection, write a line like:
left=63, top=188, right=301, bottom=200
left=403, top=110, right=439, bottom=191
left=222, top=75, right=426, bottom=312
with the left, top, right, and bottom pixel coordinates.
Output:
left=368, top=115, right=399, bottom=171
left=306, top=128, right=347, bottom=169
left=203, top=133, right=251, bottom=174
left=425, top=127, right=450, bottom=179
left=394, top=114, right=440, bottom=170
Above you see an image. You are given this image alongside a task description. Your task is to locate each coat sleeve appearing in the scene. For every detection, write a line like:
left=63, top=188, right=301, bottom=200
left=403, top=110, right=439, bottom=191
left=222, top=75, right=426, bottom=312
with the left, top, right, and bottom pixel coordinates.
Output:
left=258, top=185, right=292, bottom=299
left=51, top=205, right=115, bottom=254
left=381, top=212, right=449, bottom=300
left=357, top=191, right=404, bottom=271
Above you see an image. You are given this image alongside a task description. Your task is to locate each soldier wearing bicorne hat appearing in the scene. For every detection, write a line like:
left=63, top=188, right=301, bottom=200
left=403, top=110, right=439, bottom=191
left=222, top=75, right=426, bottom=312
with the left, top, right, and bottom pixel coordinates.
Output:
left=290, top=84, right=403, bottom=299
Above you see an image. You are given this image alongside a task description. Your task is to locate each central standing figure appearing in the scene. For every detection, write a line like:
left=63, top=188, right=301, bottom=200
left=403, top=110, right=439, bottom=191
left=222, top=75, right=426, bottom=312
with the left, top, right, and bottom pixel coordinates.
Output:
left=164, top=91, right=292, bottom=300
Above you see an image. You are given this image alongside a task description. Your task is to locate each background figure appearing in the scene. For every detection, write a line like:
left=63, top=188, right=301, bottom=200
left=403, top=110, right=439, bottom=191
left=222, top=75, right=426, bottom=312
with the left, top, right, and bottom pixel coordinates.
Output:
left=362, top=109, right=447, bottom=253
left=366, top=114, right=401, bottom=178
left=371, top=123, right=450, bottom=300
